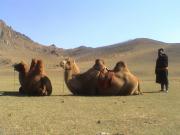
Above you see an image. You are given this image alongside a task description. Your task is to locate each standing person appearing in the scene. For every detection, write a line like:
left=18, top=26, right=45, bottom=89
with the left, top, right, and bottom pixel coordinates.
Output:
left=155, top=48, right=169, bottom=92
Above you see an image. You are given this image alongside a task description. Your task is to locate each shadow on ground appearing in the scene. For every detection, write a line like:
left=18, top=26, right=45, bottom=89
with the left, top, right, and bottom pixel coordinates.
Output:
left=143, top=91, right=162, bottom=94
left=0, top=91, right=20, bottom=96
left=0, top=91, right=73, bottom=97
left=0, top=91, right=163, bottom=97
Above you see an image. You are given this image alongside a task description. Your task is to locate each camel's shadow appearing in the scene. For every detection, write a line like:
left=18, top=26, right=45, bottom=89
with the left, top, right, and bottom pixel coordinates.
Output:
left=0, top=91, right=21, bottom=97
left=143, top=91, right=162, bottom=94
left=0, top=90, right=162, bottom=97
left=0, top=92, right=133, bottom=97
left=0, top=91, right=74, bottom=97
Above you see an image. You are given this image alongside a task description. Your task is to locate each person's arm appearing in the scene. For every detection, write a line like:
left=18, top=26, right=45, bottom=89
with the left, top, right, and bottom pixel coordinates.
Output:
left=166, top=55, right=168, bottom=67
left=155, top=59, right=158, bottom=74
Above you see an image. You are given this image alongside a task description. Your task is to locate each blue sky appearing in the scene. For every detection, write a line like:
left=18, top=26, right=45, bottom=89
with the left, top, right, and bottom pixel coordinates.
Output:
left=1, top=0, right=180, bottom=48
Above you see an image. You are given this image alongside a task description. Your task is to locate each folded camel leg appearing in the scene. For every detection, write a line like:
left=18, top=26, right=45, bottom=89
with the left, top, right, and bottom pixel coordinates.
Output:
left=37, top=85, right=47, bottom=96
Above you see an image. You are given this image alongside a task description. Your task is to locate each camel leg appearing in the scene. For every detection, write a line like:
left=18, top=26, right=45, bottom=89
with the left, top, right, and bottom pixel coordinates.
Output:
left=41, top=76, right=52, bottom=96
left=133, top=90, right=140, bottom=95
left=130, top=82, right=139, bottom=95
left=42, top=85, right=48, bottom=96
left=137, top=82, right=143, bottom=95
left=38, top=85, right=47, bottom=96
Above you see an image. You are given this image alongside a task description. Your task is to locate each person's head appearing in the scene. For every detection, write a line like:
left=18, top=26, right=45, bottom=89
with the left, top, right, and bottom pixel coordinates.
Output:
left=158, top=48, right=165, bottom=57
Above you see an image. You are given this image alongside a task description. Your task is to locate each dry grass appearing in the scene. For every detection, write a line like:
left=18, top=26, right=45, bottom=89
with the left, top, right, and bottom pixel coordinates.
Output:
left=0, top=58, right=180, bottom=135
left=1, top=20, right=180, bottom=134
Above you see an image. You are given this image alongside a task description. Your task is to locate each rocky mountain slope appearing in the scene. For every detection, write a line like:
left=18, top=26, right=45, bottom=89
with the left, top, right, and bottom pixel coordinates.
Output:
left=0, top=20, right=179, bottom=67
left=0, top=20, right=63, bottom=65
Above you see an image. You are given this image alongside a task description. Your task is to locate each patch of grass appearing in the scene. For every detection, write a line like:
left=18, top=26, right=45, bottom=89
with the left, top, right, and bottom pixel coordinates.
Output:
left=0, top=65, right=179, bottom=135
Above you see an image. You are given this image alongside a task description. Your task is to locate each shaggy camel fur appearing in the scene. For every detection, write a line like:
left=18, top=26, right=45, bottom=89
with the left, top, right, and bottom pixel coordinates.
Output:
left=14, top=59, right=52, bottom=96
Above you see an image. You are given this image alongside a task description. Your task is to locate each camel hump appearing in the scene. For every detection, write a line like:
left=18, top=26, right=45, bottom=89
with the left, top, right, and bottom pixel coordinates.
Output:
left=98, top=71, right=114, bottom=89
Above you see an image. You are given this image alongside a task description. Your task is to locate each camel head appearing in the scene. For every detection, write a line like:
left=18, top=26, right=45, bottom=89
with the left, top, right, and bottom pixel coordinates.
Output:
left=93, top=59, right=106, bottom=71
left=13, top=61, right=29, bottom=73
left=60, top=58, right=80, bottom=74
left=59, top=60, right=67, bottom=69
left=114, top=61, right=129, bottom=72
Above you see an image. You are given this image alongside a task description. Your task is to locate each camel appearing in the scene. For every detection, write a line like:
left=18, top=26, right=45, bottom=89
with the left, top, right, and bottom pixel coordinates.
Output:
left=60, top=58, right=100, bottom=95
left=26, top=59, right=52, bottom=96
left=13, top=59, right=52, bottom=96
left=60, top=58, right=142, bottom=96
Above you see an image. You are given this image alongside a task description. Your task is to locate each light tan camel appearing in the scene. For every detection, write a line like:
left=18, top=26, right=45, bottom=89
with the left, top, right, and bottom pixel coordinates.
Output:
left=113, top=61, right=142, bottom=95
left=83, top=59, right=142, bottom=95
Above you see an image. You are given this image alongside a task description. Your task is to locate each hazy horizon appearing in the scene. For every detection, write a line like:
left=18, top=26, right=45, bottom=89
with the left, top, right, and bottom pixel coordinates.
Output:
left=1, top=0, right=180, bottom=48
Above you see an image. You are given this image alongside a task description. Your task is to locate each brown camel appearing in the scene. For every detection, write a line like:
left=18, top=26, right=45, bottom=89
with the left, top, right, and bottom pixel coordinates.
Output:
left=26, top=59, right=52, bottom=96
left=60, top=58, right=142, bottom=96
left=60, top=58, right=100, bottom=95
left=13, top=59, right=52, bottom=96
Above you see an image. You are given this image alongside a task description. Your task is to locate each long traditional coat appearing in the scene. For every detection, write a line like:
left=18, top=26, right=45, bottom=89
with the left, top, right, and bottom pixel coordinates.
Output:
left=155, top=54, right=168, bottom=84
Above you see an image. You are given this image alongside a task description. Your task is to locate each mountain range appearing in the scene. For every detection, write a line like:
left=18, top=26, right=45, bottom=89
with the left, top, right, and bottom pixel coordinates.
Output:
left=0, top=20, right=179, bottom=68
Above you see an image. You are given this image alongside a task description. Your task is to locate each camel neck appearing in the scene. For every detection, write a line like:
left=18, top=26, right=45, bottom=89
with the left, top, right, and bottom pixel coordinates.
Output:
left=64, top=69, right=79, bottom=94
left=19, top=71, right=27, bottom=77
left=19, top=71, right=28, bottom=86
left=64, top=70, right=73, bottom=83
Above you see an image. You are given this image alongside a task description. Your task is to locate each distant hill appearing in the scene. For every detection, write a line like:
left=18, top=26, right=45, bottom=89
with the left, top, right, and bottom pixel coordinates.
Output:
left=0, top=19, right=180, bottom=68
left=0, top=20, right=63, bottom=65
left=65, top=38, right=168, bottom=61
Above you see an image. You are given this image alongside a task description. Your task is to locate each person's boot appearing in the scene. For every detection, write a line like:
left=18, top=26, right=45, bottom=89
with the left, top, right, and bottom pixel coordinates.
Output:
left=165, top=84, right=168, bottom=93
left=160, top=84, right=164, bottom=91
